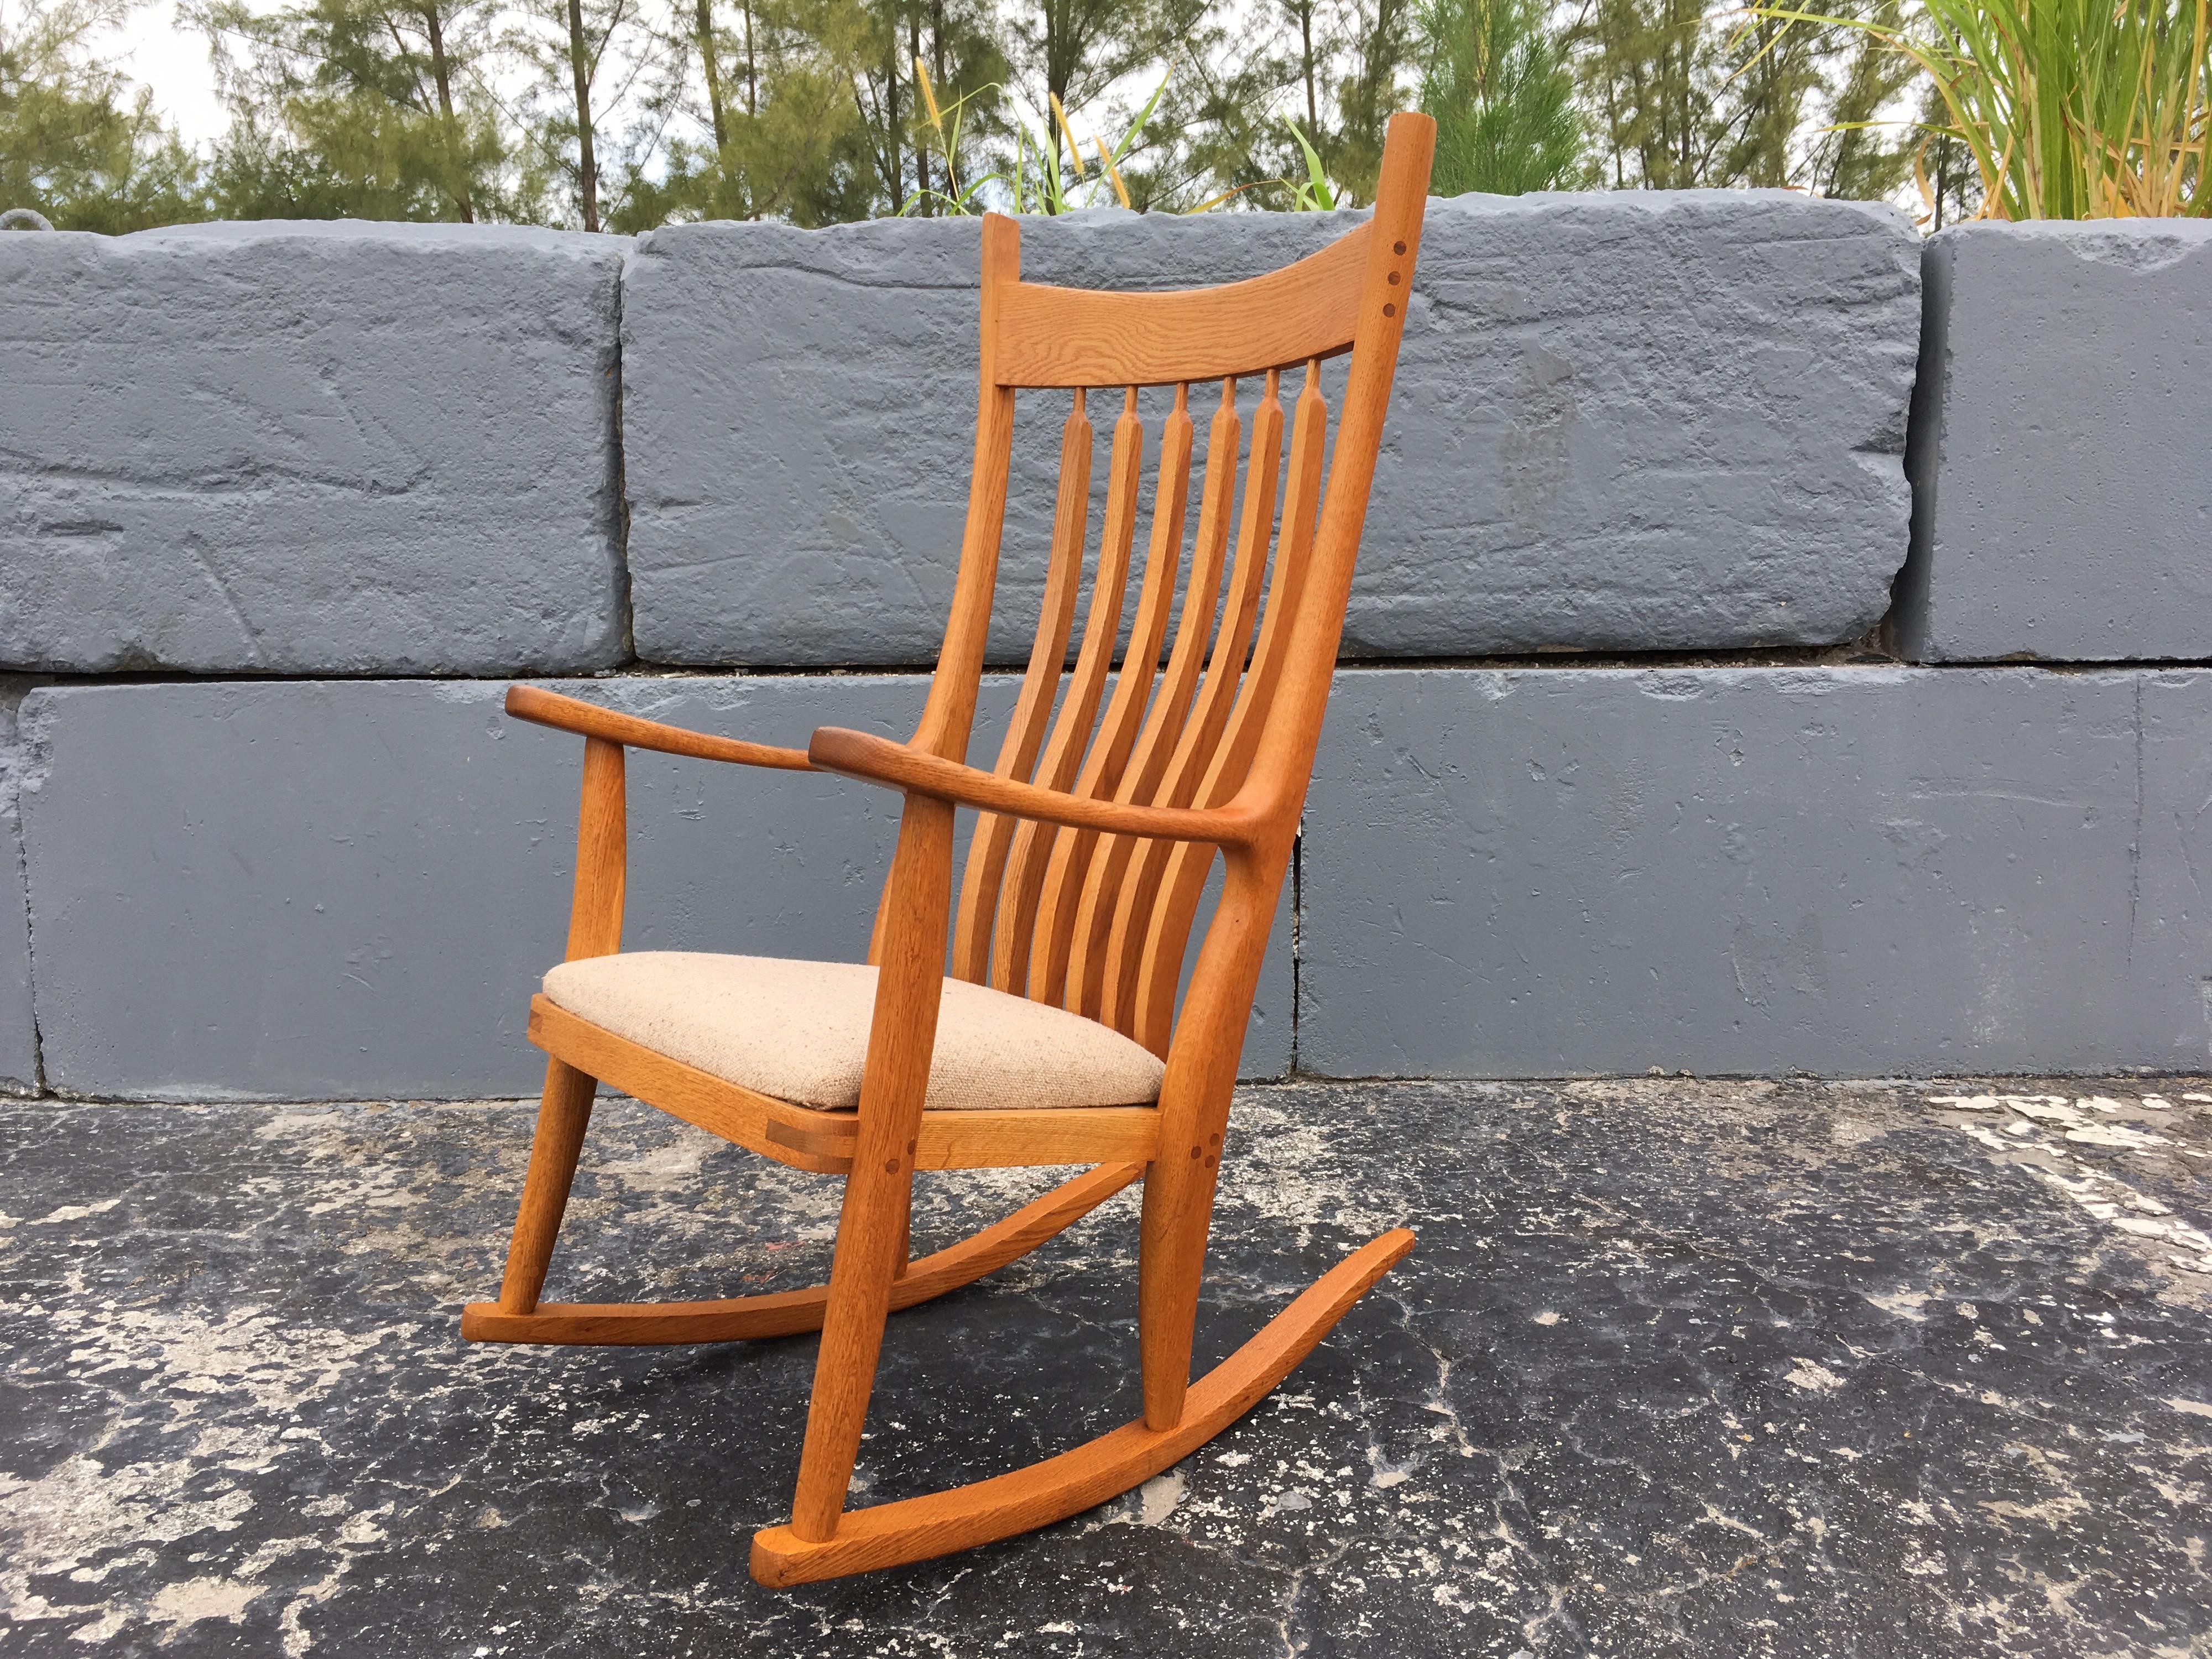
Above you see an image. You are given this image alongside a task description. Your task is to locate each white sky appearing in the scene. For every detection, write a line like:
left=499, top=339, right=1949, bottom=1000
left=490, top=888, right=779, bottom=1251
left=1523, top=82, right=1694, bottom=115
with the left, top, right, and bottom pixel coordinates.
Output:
left=108, top=1, right=231, bottom=146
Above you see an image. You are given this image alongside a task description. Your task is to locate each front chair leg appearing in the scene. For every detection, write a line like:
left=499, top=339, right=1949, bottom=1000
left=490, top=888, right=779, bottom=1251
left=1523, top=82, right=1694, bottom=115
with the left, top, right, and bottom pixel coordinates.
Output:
left=787, top=1154, right=914, bottom=1541
left=785, top=790, right=955, bottom=1543
left=497, top=1057, right=599, bottom=1316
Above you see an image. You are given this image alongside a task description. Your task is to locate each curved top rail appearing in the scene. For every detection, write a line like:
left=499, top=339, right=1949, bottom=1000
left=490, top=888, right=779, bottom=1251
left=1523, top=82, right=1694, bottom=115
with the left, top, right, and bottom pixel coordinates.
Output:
left=990, top=221, right=1371, bottom=389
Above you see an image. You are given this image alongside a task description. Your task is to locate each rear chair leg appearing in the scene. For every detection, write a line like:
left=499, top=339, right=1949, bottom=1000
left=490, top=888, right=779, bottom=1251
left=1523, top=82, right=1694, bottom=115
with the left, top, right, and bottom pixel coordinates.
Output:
left=497, top=1057, right=599, bottom=1316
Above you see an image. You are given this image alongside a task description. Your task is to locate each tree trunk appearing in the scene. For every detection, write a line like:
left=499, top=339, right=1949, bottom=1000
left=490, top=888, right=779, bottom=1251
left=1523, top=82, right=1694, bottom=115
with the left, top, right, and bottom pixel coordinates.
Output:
left=422, top=2, right=474, bottom=221
left=930, top=0, right=947, bottom=197
left=744, top=0, right=757, bottom=115
left=566, top=0, right=600, bottom=232
left=908, top=7, right=927, bottom=205
left=1299, top=0, right=1316, bottom=133
left=696, top=0, right=728, bottom=151
left=884, top=32, right=901, bottom=211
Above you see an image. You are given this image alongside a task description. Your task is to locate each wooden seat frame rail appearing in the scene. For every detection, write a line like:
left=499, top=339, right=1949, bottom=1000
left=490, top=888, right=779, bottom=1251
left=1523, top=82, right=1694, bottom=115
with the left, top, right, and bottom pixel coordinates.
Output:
left=462, top=113, right=1437, bottom=1587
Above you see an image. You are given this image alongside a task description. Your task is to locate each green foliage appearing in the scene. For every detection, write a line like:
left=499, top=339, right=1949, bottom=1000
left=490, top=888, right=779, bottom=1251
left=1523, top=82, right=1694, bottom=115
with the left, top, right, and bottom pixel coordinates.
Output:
left=1759, top=0, right=2210, bottom=218
left=11, top=0, right=2008, bottom=232
left=503, top=0, right=646, bottom=229
left=1573, top=0, right=1912, bottom=199
left=838, top=0, right=1008, bottom=217
left=1, top=0, right=207, bottom=230
left=897, top=52, right=994, bottom=210
left=1282, top=115, right=1331, bottom=204
left=1327, top=0, right=1415, bottom=201
left=197, top=0, right=509, bottom=221
left=1160, top=0, right=1345, bottom=210
left=1416, top=0, right=1584, bottom=194
left=901, top=70, right=1164, bottom=213
left=1790, top=0, right=1915, bottom=202
left=611, top=0, right=885, bottom=227
left=1909, top=78, right=1980, bottom=228
left=1160, top=0, right=1419, bottom=210
left=1003, top=0, right=1197, bottom=152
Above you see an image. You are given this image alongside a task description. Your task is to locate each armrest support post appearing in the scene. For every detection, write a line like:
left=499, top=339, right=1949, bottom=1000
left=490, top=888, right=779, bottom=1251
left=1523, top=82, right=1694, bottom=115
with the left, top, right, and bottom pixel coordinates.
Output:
left=566, top=736, right=627, bottom=961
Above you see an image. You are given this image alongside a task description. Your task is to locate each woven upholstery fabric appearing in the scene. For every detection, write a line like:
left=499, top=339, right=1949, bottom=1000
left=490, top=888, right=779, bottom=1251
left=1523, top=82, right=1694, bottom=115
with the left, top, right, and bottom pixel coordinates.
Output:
left=541, top=951, right=1166, bottom=1113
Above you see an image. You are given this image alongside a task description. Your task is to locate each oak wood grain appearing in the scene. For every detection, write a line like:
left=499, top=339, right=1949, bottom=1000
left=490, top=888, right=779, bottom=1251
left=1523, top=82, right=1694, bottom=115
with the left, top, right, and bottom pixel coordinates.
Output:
left=953, top=390, right=1094, bottom=983
left=807, top=728, right=1261, bottom=849
left=989, top=387, right=1146, bottom=998
left=992, top=223, right=1372, bottom=387
left=506, top=684, right=815, bottom=771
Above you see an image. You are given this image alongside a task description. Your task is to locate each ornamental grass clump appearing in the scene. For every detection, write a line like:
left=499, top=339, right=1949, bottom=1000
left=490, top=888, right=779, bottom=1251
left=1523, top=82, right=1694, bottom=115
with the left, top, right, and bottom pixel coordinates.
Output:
left=1759, top=0, right=2210, bottom=217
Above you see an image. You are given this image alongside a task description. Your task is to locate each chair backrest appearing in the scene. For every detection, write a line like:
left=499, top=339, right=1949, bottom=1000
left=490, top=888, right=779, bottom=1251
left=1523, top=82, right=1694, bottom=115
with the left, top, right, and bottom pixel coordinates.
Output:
left=905, top=112, right=1436, bottom=1061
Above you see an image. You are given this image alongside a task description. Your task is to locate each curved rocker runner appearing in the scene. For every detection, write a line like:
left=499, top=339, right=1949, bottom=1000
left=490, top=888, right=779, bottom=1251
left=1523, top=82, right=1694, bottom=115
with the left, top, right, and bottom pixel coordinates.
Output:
left=462, top=112, right=1438, bottom=1585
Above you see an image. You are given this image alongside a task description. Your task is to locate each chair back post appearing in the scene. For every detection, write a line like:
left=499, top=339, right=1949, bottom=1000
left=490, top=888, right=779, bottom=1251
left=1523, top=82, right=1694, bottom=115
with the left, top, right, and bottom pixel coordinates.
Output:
left=1232, top=111, right=1436, bottom=842
left=912, top=214, right=1022, bottom=765
left=867, top=215, right=1021, bottom=975
left=1160, top=111, right=1436, bottom=1086
left=1136, top=111, right=1434, bottom=1433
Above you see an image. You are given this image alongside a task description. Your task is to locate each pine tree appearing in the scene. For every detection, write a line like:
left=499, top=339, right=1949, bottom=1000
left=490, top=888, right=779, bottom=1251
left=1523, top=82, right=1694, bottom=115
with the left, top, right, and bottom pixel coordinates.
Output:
left=1281, top=0, right=1326, bottom=134
left=1328, top=0, right=1415, bottom=201
left=1417, top=0, right=1584, bottom=194
left=1574, top=0, right=1735, bottom=188
left=1136, top=43, right=1263, bottom=206
left=1796, top=0, right=1914, bottom=203
left=904, top=0, right=1005, bottom=210
left=507, top=0, right=679, bottom=228
left=198, top=0, right=507, bottom=221
left=1572, top=0, right=1916, bottom=199
left=3, top=0, right=206, bottom=229
left=614, top=0, right=1001, bottom=227
left=1909, top=77, right=1979, bottom=228
left=1001, top=0, right=1202, bottom=182
left=661, top=0, right=876, bottom=222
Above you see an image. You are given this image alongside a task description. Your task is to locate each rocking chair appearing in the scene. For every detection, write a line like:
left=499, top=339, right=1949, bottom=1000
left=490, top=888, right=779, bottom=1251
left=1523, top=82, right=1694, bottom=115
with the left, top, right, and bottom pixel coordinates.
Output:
left=463, top=111, right=1436, bottom=1585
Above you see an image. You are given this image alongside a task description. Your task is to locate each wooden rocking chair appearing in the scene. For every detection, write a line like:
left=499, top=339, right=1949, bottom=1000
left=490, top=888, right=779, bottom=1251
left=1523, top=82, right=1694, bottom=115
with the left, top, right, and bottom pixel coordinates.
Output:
left=462, top=112, right=1436, bottom=1585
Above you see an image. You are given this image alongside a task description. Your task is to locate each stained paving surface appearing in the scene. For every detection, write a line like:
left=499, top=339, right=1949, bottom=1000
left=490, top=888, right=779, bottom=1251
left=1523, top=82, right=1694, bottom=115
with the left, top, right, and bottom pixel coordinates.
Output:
left=3, top=1078, right=2211, bottom=1658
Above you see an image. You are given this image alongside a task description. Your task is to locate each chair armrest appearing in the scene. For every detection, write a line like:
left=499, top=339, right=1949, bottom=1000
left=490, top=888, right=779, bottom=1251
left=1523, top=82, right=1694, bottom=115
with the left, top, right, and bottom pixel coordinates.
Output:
left=807, top=727, right=1262, bottom=848
left=506, top=685, right=816, bottom=772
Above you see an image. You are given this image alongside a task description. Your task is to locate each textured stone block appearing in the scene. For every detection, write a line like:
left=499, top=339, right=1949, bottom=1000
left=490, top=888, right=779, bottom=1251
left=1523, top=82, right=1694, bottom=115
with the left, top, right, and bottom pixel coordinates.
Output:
left=622, top=193, right=1919, bottom=666
left=0, top=223, right=628, bottom=674
left=18, top=676, right=1288, bottom=1100
left=0, top=682, right=36, bottom=1092
left=1301, top=666, right=2212, bottom=1077
left=1894, top=221, right=2212, bottom=662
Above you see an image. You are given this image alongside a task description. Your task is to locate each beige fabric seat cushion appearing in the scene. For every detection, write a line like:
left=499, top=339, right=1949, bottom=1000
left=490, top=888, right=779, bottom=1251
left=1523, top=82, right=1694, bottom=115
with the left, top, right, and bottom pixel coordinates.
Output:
left=542, top=951, right=1165, bottom=1113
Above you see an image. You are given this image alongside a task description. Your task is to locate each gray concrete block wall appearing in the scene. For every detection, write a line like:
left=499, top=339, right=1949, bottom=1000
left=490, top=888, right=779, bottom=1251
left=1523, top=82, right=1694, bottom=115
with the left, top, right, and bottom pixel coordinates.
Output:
left=1301, top=666, right=2212, bottom=1078
left=618, top=212, right=1333, bottom=669
left=1356, top=191, right=1918, bottom=656
left=2, top=200, right=2200, bottom=1102
left=17, top=676, right=1291, bottom=1100
left=621, top=192, right=1919, bottom=666
left=0, top=222, right=630, bottom=675
left=0, top=682, right=38, bottom=1092
left=1892, top=220, right=2212, bottom=664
